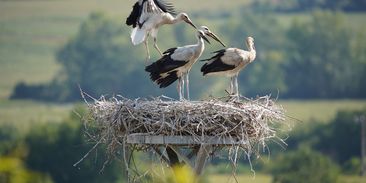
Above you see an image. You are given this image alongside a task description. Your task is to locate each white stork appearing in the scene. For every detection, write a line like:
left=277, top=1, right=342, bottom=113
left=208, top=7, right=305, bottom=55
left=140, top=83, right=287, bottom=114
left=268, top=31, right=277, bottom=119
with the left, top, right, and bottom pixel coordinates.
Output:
left=201, top=37, right=256, bottom=100
left=126, top=0, right=196, bottom=62
left=145, top=26, right=226, bottom=100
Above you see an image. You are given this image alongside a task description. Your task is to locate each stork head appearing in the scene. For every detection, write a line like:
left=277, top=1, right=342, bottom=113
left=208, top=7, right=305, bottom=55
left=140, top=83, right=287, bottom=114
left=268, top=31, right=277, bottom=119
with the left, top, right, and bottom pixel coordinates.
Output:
left=199, top=26, right=226, bottom=47
left=178, top=13, right=196, bottom=29
left=246, top=37, right=255, bottom=51
left=197, top=30, right=210, bottom=44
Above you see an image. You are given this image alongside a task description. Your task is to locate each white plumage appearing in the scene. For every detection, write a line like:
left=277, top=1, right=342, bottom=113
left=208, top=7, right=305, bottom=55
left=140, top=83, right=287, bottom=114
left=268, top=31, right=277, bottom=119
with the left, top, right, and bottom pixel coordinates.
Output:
left=126, top=0, right=196, bottom=62
left=201, top=37, right=256, bottom=99
left=131, top=28, right=147, bottom=45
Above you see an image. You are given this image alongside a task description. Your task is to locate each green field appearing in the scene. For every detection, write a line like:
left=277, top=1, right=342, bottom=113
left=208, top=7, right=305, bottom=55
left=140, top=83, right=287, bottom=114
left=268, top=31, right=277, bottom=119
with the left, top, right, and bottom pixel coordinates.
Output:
left=208, top=174, right=366, bottom=183
left=208, top=174, right=271, bottom=183
left=0, top=99, right=73, bottom=132
left=280, top=100, right=366, bottom=123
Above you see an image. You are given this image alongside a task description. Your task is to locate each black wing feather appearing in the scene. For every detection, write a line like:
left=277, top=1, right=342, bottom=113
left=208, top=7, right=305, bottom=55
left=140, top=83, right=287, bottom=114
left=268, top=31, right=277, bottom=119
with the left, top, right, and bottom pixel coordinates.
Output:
left=145, top=47, right=187, bottom=88
left=126, top=1, right=141, bottom=27
left=153, top=0, right=177, bottom=16
left=201, top=49, right=236, bottom=75
left=156, top=71, right=178, bottom=88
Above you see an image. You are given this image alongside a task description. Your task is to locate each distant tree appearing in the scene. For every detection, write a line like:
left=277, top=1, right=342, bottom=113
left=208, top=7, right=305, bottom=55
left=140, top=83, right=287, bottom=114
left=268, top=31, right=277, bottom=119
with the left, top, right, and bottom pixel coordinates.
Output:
left=282, top=109, right=365, bottom=172
left=283, top=11, right=365, bottom=98
left=271, top=148, right=339, bottom=183
left=25, top=107, right=123, bottom=183
left=56, top=12, right=154, bottom=100
left=0, top=124, right=20, bottom=156
left=314, top=109, right=365, bottom=164
left=11, top=11, right=190, bottom=102
left=250, top=0, right=366, bottom=12
left=344, top=0, right=366, bottom=11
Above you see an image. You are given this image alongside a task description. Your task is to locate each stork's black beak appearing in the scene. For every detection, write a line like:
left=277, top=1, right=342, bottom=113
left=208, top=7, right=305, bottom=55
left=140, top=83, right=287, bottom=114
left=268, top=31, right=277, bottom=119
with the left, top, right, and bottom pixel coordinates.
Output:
left=202, top=35, right=211, bottom=44
left=206, top=32, right=226, bottom=47
left=185, top=19, right=197, bottom=29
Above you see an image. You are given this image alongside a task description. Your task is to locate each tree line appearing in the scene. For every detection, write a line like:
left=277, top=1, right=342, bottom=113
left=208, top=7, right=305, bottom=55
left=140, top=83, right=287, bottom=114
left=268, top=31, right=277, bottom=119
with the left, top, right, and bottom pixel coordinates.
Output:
left=251, top=0, right=366, bottom=12
left=10, top=9, right=366, bottom=102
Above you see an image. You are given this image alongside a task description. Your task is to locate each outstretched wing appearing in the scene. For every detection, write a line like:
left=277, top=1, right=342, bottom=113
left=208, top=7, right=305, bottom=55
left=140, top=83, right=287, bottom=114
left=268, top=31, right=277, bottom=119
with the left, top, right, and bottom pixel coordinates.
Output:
left=126, top=0, right=176, bottom=29
left=153, top=0, right=177, bottom=16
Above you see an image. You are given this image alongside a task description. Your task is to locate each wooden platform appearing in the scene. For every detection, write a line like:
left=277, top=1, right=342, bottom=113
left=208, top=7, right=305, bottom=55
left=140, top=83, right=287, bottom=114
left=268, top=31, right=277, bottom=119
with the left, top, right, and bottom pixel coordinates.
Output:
left=126, top=134, right=247, bottom=145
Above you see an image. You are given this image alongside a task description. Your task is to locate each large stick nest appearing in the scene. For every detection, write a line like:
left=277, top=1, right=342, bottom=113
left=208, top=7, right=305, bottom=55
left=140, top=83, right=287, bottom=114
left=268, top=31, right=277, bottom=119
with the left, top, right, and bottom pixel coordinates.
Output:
left=85, top=95, right=288, bottom=155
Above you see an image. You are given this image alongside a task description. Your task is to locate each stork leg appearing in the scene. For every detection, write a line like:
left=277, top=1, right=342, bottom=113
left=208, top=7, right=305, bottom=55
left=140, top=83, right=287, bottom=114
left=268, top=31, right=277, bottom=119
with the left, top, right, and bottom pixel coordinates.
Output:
left=153, top=37, right=163, bottom=56
left=229, top=76, right=234, bottom=95
left=177, top=77, right=182, bottom=101
left=144, top=39, right=150, bottom=64
left=234, top=75, right=239, bottom=100
left=181, top=76, right=185, bottom=100
left=177, top=77, right=185, bottom=101
left=185, top=73, right=190, bottom=100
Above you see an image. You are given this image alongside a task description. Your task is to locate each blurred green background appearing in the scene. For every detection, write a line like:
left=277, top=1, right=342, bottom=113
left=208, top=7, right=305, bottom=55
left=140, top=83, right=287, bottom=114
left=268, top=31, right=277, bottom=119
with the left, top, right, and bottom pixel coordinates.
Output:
left=1, top=0, right=366, bottom=182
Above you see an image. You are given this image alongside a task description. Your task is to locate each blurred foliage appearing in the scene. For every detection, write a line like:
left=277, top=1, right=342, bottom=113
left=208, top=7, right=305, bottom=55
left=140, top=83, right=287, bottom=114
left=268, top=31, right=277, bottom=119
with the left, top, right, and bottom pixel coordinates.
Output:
left=343, top=157, right=361, bottom=175
left=250, top=0, right=366, bottom=12
left=0, top=157, right=53, bottom=183
left=284, top=109, right=366, bottom=172
left=0, top=124, right=20, bottom=156
left=271, top=147, right=340, bottom=183
left=284, top=11, right=366, bottom=98
left=10, top=9, right=366, bottom=101
left=11, top=12, right=165, bottom=101
left=24, top=106, right=123, bottom=183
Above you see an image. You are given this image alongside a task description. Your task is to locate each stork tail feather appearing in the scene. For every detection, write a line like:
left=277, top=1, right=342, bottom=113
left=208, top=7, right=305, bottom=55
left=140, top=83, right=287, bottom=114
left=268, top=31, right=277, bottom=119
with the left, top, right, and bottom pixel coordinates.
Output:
left=131, top=28, right=146, bottom=45
left=156, top=71, right=178, bottom=88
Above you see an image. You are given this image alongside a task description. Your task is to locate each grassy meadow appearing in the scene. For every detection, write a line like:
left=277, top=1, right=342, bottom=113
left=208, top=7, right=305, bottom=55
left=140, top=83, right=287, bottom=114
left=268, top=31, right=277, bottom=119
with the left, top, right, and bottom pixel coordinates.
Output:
left=1, top=1, right=366, bottom=183
left=207, top=174, right=366, bottom=183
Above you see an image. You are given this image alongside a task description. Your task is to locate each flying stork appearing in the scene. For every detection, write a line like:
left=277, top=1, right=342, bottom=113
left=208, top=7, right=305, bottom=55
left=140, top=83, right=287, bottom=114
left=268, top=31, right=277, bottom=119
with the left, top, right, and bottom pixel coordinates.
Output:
left=126, top=0, right=196, bottom=62
left=201, top=37, right=256, bottom=100
left=145, top=26, right=226, bottom=100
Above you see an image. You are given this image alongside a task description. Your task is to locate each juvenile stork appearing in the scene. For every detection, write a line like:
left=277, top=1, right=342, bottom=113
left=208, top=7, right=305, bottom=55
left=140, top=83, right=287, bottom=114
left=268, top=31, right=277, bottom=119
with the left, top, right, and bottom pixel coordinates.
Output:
left=126, top=0, right=196, bottom=62
left=201, top=37, right=256, bottom=100
left=145, top=26, right=226, bottom=100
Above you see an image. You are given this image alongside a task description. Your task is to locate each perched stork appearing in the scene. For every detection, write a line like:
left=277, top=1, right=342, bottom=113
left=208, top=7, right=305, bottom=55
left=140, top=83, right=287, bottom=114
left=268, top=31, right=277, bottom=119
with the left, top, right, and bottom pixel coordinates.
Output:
left=201, top=37, right=256, bottom=100
left=126, top=0, right=196, bottom=62
left=145, top=26, right=226, bottom=100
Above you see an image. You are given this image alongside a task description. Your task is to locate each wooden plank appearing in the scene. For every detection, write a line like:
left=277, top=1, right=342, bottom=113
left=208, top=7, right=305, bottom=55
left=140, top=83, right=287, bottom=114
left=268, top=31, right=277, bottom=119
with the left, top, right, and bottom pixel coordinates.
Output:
left=126, top=134, right=247, bottom=145
left=194, top=145, right=212, bottom=176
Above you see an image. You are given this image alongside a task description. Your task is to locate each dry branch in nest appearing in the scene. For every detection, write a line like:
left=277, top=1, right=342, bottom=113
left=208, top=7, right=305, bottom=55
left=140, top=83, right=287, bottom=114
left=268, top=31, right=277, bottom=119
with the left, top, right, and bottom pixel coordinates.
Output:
left=84, top=94, right=288, bottom=158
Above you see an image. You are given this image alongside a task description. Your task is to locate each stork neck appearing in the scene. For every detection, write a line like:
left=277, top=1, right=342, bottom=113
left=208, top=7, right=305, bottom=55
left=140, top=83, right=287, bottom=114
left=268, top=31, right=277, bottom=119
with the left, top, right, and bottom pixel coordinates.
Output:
left=248, top=45, right=256, bottom=61
left=169, top=15, right=182, bottom=24
left=247, top=43, right=256, bottom=53
left=198, top=36, right=205, bottom=48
